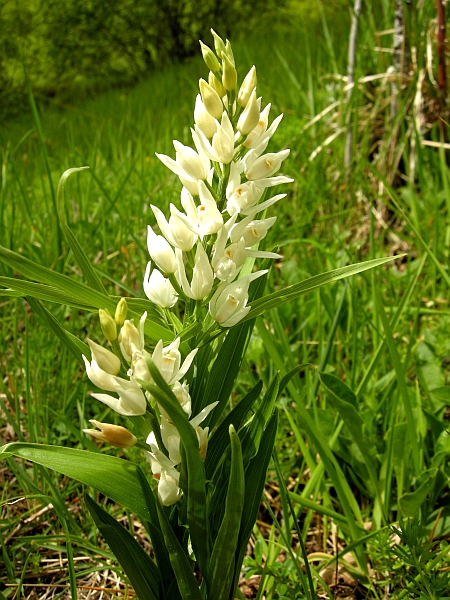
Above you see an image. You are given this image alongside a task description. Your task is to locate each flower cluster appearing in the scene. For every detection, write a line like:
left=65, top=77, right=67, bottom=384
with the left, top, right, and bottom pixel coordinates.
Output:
left=82, top=31, right=292, bottom=506
left=82, top=301, right=216, bottom=504
left=145, top=29, right=292, bottom=327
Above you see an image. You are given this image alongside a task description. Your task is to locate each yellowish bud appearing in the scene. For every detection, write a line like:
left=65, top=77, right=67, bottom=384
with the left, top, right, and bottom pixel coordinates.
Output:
left=99, top=309, right=117, bottom=342
left=199, top=41, right=220, bottom=73
left=199, top=78, right=223, bottom=120
left=83, top=420, right=137, bottom=448
left=224, top=40, right=235, bottom=66
left=222, top=54, right=237, bottom=91
left=211, top=29, right=226, bottom=58
left=208, top=72, right=226, bottom=99
left=238, top=66, right=257, bottom=107
left=115, top=298, right=128, bottom=326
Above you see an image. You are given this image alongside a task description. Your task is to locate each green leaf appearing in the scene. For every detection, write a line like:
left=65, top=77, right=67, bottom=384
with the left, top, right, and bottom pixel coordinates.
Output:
left=398, top=468, right=439, bottom=517
left=135, top=469, right=174, bottom=594
left=205, top=380, right=262, bottom=480
left=0, top=276, right=91, bottom=310
left=239, top=373, right=279, bottom=462
left=243, top=256, right=401, bottom=321
left=231, top=411, right=278, bottom=598
left=0, top=443, right=153, bottom=523
left=57, top=167, right=108, bottom=295
left=279, top=363, right=315, bottom=397
left=139, top=359, right=209, bottom=577
left=156, top=501, right=202, bottom=600
left=85, top=494, right=160, bottom=600
left=431, top=386, right=450, bottom=405
left=0, top=244, right=172, bottom=342
left=199, top=320, right=253, bottom=427
left=208, top=426, right=245, bottom=600
left=319, top=373, right=379, bottom=497
left=27, top=297, right=89, bottom=364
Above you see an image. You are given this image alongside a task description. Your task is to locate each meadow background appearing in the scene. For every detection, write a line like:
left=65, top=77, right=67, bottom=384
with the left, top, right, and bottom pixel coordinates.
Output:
left=1, top=0, right=449, bottom=598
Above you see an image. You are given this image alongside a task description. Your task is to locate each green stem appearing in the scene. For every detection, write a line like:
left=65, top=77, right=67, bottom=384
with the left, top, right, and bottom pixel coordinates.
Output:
left=168, top=272, right=185, bottom=299
left=217, top=162, right=230, bottom=212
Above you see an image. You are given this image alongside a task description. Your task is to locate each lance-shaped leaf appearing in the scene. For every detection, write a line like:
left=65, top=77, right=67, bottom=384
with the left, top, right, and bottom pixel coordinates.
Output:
left=241, top=256, right=402, bottom=321
left=0, top=443, right=154, bottom=524
left=231, top=411, right=278, bottom=599
left=239, top=373, right=279, bottom=462
left=205, top=380, right=262, bottom=480
left=319, top=373, right=379, bottom=497
left=26, top=297, right=89, bottom=364
left=155, top=500, right=202, bottom=600
left=85, top=493, right=160, bottom=600
left=208, top=425, right=245, bottom=600
left=0, top=244, right=172, bottom=342
left=139, top=358, right=209, bottom=578
left=57, top=167, right=108, bottom=295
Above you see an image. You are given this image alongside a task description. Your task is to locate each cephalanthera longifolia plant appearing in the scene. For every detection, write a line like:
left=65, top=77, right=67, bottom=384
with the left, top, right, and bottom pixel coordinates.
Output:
left=0, top=30, right=399, bottom=599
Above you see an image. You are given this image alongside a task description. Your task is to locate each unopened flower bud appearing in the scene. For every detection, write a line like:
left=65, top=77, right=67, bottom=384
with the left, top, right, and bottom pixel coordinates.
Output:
left=118, top=314, right=145, bottom=361
left=199, top=41, right=221, bottom=72
left=222, top=54, right=237, bottom=91
left=237, top=89, right=260, bottom=135
left=87, top=339, right=121, bottom=375
left=83, top=420, right=137, bottom=448
left=238, top=66, right=257, bottom=107
left=194, top=94, right=217, bottom=139
left=224, top=40, right=235, bottom=66
left=200, top=80, right=223, bottom=120
left=115, top=298, right=128, bottom=326
left=211, top=29, right=226, bottom=58
left=99, top=309, right=117, bottom=342
left=208, top=72, right=226, bottom=100
left=147, top=226, right=177, bottom=274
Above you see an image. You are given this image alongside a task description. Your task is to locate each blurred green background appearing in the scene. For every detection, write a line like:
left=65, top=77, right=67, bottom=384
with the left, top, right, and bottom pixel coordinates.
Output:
left=0, top=0, right=348, bottom=118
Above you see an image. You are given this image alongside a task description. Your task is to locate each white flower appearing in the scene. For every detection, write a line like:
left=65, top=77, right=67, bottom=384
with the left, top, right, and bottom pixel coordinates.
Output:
left=245, top=149, right=290, bottom=181
left=209, top=270, right=267, bottom=327
left=91, top=379, right=147, bottom=416
left=83, top=356, right=120, bottom=392
left=156, top=141, right=210, bottom=189
left=244, top=105, right=283, bottom=149
left=143, top=263, right=178, bottom=308
left=230, top=215, right=277, bottom=247
left=192, top=111, right=235, bottom=164
left=194, top=94, right=217, bottom=139
left=131, top=349, right=151, bottom=381
left=226, top=181, right=263, bottom=215
left=86, top=340, right=121, bottom=375
left=147, top=226, right=177, bottom=274
left=158, top=471, right=183, bottom=506
left=172, top=381, right=192, bottom=417
left=118, top=313, right=146, bottom=362
left=161, top=416, right=182, bottom=463
left=173, top=141, right=210, bottom=181
left=146, top=437, right=182, bottom=506
left=152, top=337, right=198, bottom=385
left=151, top=200, right=197, bottom=252
left=237, top=89, right=260, bottom=135
left=175, top=244, right=214, bottom=300
left=196, top=426, right=209, bottom=460
left=212, top=238, right=247, bottom=282
left=174, top=183, right=223, bottom=238
left=238, top=65, right=257, bottom=107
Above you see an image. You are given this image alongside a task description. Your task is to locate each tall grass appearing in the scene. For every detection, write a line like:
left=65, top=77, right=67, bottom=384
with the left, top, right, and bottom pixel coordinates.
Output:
left=1, top=9, right=449, bottom=599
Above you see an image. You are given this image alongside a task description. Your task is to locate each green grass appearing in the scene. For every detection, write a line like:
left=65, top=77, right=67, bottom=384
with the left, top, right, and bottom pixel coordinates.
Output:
left=1, top=10, right=450, bottom=600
